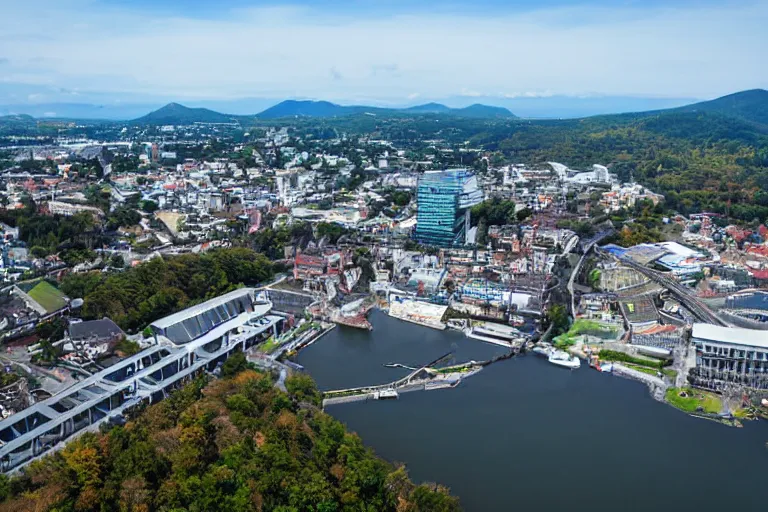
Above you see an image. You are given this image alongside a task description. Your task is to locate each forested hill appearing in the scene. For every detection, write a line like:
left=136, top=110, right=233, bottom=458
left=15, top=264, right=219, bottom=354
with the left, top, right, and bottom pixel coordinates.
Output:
left=0, top=363, right=460, bottom=511
left=671, top=89, right=768, bottom=127
left=132, top=103, right=239, bottom=125
left=476, top=110, right=768, bottom=223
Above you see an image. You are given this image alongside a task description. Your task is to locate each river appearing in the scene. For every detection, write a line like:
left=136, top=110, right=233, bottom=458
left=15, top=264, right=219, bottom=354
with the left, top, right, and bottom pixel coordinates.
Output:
left=297, top=310, right=768, bottom=511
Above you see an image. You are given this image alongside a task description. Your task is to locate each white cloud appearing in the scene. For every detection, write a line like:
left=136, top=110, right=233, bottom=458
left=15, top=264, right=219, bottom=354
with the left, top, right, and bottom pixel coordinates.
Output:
left=0, top=1, right=766, bottom=102
left=407, top=92, right=421, bottom=100
left=460, top=88, right=483, bottom=97
left=503, top=91, right=555, bottom=99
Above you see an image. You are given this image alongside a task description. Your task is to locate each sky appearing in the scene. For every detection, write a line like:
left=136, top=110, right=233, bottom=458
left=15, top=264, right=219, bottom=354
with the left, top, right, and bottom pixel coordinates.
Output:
left=0, top=0, right=766, bottom=116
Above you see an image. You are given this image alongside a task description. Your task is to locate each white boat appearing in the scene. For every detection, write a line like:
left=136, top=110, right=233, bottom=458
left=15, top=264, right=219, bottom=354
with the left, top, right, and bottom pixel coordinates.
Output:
left=597, top=362, right=613, bottom=373
left=532, top=344, right=553, bottom=357
left=548, top=350, right=581, bottom=369
left=374, top=388, right=399, bottom=400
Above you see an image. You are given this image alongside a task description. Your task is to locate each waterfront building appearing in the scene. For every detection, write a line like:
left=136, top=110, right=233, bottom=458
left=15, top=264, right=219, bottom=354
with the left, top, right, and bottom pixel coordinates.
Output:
left=414, top=170, right=482, bottom=247
left=690, top=323, right=768, bottom=390
left=459, top=278, right=509, bottom=305
left=0, top=288, right=283, bottom=473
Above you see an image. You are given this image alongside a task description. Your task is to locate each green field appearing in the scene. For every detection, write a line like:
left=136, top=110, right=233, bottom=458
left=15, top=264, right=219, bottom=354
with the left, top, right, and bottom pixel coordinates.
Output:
left=27, top=281, right=67, bottom=313
left=665, top=387, right=722, bottom=414
left=554, top=319, right=619, bottom=347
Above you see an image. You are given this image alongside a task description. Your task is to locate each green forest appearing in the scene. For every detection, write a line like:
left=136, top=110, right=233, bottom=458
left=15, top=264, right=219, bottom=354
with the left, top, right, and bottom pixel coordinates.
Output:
left=0, top=360, right=459, bottom=512
left=61, top=248, right=275, bottom=332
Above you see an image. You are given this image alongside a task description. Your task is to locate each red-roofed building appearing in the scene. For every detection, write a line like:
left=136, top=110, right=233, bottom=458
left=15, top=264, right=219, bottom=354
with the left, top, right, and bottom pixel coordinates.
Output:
left=294, top=254, right=325, bottom=280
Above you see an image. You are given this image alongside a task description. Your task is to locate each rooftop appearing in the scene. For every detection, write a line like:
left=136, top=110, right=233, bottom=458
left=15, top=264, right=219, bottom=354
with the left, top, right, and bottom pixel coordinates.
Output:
left=150, top=287, right=254, bottom=329
left=692, top=323, right=768, bottom=349
left=69, top=318, right=124, bottom=342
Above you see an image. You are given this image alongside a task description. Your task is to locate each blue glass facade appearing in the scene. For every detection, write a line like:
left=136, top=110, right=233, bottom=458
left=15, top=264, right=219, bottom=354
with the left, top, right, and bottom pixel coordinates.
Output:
left=414, top=170, right=482, bottom=247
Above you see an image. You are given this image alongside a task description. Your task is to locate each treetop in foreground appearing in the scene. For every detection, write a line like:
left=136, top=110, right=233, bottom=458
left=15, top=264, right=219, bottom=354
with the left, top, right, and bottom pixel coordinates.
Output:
left=0, top=365, right=460, bottom=512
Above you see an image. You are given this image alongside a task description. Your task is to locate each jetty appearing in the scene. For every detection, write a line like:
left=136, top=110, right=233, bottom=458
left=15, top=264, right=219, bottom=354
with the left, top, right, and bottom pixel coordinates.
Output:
left=322, top=349, right=519, bottom=407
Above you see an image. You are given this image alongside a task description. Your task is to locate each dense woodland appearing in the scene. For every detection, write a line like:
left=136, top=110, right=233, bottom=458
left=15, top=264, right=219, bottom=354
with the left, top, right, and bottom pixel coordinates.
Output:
left=0, top=360, right=459, bottom=511
left=61, top=248, right=275, bottom=332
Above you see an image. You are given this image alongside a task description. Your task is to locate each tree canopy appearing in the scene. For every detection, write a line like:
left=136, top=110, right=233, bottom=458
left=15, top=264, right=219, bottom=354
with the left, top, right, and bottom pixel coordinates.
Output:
left=62, top=248, right=274, bottom=332
left=0, top=369, right=460, bottom=512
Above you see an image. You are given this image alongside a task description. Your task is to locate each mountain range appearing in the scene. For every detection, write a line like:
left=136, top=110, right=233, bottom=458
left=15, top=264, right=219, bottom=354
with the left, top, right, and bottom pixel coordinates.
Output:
left=2, top=89, right=767, bottom=128
left=130, top=100, right=516, bottom=124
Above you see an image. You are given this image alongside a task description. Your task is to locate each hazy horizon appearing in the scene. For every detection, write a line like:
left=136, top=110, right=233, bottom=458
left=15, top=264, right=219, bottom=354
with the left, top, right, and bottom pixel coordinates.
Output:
left=0, top=92, right=708, bottom=120
left=1, top=0, right=766, bottom=119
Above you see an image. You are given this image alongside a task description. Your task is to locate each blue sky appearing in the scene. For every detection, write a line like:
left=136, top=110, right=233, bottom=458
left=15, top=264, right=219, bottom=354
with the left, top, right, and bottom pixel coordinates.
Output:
left=0, top=0, right=766, bottom=112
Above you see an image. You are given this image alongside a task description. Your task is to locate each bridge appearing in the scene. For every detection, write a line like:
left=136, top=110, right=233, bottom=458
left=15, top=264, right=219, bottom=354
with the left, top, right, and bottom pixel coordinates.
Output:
left=322, top=352, right=479, bottom=406
left=567, top=229, right=614, bottom=315
left=321, top=349, right=523, bottom=407
left=601, top=250, right=730, bottom=327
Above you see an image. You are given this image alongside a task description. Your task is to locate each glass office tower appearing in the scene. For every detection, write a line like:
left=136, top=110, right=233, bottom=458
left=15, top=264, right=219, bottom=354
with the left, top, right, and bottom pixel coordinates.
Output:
left=414, top=169, right=483, bottom=247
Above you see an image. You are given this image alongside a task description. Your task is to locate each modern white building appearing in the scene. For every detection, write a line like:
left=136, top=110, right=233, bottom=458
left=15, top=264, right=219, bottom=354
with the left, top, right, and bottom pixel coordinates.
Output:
left=0, top=288, right=283, bottom=473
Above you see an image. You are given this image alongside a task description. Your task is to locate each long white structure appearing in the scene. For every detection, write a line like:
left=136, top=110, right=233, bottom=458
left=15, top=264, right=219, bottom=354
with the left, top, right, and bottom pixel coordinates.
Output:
left=691, top=323, right=768, bottom=390
left=0, top=288, right=283, bottom=473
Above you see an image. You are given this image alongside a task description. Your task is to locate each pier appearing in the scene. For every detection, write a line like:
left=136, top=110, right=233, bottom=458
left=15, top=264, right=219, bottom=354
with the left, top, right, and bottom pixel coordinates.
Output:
left=322, top=349, right=519, bottom=407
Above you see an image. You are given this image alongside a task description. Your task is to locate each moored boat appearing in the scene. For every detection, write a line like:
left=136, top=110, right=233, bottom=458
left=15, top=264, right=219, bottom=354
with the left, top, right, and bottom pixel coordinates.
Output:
left=548, top=350, right=581, bottom=369
left=531, top=344, right=553, bottom=357
left=374, top=388, right=399, bottom=399
left=597, top=362, right=613, bottom=373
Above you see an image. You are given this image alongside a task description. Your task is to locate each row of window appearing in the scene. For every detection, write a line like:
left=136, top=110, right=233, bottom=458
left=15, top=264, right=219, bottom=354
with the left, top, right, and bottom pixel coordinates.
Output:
left=700, top=345, right=768, bottom=360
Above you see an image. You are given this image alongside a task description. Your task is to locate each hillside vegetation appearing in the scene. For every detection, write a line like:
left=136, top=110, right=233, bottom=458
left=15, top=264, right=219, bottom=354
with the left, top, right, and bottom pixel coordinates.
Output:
left=133, top=103, right=239, bottom=125
left=0, top=364, right=459, bottom=511
left=61, top=248, right=275, bottom=332
left=279, top=90, right=768, bottom=224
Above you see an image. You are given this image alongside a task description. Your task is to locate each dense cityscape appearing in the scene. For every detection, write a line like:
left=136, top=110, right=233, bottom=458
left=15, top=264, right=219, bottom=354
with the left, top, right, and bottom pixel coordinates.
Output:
left=0, top=84, right=767, bottom=510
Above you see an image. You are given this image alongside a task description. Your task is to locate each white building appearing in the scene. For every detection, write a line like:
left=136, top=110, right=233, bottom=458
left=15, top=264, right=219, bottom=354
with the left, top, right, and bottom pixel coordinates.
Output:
left=0, top=288, right=283, bottom=473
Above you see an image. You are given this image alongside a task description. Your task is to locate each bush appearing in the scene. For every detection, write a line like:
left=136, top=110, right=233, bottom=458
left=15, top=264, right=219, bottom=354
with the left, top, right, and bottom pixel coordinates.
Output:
left=598, top=349, right=665, bottom=369
left=221, top=352, right=249, bottom=378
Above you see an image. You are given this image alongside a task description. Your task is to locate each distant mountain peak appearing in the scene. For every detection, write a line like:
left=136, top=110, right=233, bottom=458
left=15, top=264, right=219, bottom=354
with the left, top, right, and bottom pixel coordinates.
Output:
left=132, top=102, right=237, bottom=125
left=256, top=100, right=515, bottom=119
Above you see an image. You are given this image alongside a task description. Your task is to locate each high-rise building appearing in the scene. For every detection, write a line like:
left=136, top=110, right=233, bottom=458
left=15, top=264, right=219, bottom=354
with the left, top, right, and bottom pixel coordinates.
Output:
left=414, top=169, right=483, bottom=247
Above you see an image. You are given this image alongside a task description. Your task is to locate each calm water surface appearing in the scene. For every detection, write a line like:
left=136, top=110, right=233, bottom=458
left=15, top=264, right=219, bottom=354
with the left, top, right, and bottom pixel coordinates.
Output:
left=298, top=310, right=768, bottom=512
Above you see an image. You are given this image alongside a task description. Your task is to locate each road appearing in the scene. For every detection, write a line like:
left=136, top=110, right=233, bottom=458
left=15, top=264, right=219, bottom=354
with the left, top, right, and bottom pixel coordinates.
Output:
left=566, top=230, right=614, bottom=315
left=617, top=257, right=729, bottom=326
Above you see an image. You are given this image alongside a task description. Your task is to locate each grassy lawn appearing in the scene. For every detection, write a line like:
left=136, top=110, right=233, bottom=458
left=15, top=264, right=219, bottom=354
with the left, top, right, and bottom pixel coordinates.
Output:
left=259, top=337, right=279, bottom=354
left=733, top=408, right=751, bottom=419
left=598, top=349, right=662, bottom=369
left=665, top=387, right=722, bottom=414
left=27, top=281, right=67, bottom=313
left=625, top=363, right=660, bottom=376
left=661, top=368, right=678, bottom=379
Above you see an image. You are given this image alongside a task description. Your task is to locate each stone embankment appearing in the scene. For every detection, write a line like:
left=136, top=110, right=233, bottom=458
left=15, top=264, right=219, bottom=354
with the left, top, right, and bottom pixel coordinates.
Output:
left=612, top=363, right=667, bottom=400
